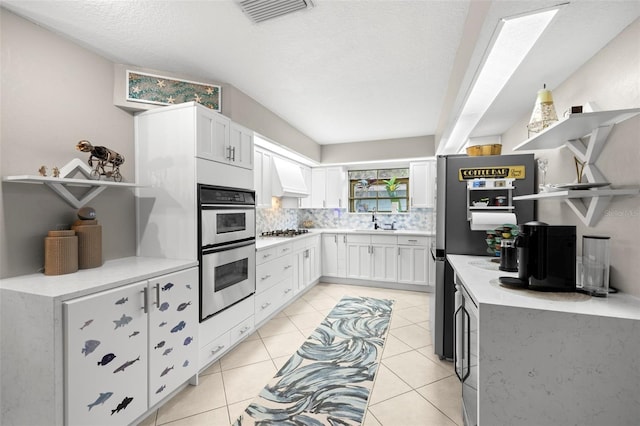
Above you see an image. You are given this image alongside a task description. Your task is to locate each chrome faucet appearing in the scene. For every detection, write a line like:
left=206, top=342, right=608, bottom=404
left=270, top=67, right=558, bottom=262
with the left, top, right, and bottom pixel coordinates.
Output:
left=372, top=209, right=379, bottom=229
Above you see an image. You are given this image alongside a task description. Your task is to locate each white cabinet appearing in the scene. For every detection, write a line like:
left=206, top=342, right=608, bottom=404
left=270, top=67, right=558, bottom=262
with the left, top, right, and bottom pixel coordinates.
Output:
left=409, top=160, right=436, bottom=209
left=63, top=267, right=198, bottom=426
left=322, top=233, right=347, bottom=278
left=293, top=235, right=321, bottom=293
left=397, top=236, right=430, bottom=286
left=255, top=243, right=295, bottom=325
left=346, top=234, right=397, bottom=282
left=299, top=166, right=313, bottom=208
left=229, top=122, right=254, bottom=170
left=311, top=167, right=347, bottom=208
left=195, top=108, right=253, bottom=170
left=254, top=147, right=273, bottom=208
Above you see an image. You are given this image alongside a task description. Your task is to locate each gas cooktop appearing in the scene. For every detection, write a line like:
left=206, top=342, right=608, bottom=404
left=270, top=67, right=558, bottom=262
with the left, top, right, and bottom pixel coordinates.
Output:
left=260, top=229, right=310, bottom=238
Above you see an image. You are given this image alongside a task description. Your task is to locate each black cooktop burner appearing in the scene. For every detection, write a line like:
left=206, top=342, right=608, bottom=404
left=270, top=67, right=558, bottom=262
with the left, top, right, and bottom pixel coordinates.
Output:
left=261, top=229, right=310, bottom=238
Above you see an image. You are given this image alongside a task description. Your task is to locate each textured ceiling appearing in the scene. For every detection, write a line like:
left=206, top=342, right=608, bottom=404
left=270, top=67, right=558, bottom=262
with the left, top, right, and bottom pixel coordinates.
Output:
left=2, top=0, right=639, bottom=147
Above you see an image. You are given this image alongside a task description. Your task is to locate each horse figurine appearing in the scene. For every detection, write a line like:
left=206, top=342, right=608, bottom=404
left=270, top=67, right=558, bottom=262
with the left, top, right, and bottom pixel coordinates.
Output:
left=76, top=140, right=124, bottom=182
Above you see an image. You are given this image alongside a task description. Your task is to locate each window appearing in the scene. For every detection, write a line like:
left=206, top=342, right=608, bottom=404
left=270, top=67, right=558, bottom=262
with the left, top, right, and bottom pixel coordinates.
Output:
left=348, top=168, right=409, bottom=213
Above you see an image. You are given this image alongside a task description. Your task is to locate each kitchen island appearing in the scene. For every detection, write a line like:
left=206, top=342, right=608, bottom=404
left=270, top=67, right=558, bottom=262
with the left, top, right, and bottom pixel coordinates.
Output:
left=448, top=254, right=640, bottom=426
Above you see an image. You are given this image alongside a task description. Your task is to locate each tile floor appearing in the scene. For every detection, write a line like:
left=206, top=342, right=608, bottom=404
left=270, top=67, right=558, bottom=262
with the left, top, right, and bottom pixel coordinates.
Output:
left=138, top=283, right=462, bottom=426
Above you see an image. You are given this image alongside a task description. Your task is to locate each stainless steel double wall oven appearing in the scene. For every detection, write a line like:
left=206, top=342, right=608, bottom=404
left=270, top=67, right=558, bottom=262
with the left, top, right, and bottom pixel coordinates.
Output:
left=198, top=184, right=256, bottom=321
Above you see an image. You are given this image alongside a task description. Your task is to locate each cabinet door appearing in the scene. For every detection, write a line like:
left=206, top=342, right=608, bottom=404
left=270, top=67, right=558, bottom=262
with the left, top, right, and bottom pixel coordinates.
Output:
left=371, top=244, right=397, bottom=282
left=347, top=243, right=371, bottom=280
left=397, top=246, right=428, bottom=285
left=299, top=166, right=313, bottom=208
left=322, top=234, right=339, bottom=277
left=147, top=268, right=199, bottom=406
left=325, top=167, right=346, bottom=208
left=196, top=108, right=231, bottom=163
left=311, top=168, right=326, bottom=208
left=64, top=282, right=148, bottom=426
left=410, top=161, right=435, bottom=209
left=230, top=122, right=254, bottom=170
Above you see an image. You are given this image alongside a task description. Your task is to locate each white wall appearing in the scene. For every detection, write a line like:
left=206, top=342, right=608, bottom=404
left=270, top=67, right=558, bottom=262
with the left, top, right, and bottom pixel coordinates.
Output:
left=321, top=135, right=435, bottom=164
left=501, top=18, right=640, bottom=296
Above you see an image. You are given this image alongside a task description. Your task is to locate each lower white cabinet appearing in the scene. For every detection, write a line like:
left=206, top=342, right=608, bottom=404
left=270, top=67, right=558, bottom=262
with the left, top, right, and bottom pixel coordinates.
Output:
left=255, top=243, right=295, bottom=325
left=322, top=233, right=347, bottom=278
left=293, top=235, right=321, bottom=293
left=346, top=234, right=397, bottom=282
left=64, top=268, right=198, bottom=425
left=397, top=236, right=430, bottom=286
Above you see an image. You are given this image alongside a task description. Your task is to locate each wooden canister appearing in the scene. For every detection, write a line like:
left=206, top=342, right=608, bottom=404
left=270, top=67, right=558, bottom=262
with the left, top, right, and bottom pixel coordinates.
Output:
left=72, top=221, right=103, bottom=269
left=44, top=230, right=78, bottom=275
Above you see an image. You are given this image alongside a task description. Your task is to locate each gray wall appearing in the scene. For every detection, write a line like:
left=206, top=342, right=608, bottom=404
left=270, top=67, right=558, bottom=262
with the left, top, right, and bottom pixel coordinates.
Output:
left=1, top=9, right=136, bottom=278
left=321, top=135, right=435, bottom=164
left=501, top=18, right=640, bottom=297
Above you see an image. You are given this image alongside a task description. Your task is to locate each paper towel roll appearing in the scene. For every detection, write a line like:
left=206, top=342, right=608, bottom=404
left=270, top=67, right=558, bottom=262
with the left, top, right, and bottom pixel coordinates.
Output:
left=470, top=212, right=517, bottom=231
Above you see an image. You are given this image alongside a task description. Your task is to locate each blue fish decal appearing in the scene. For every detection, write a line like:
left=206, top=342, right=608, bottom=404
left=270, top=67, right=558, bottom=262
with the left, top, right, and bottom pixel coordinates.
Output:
left=79, top=319, right=93, bottom=330
left=161, top=283, right=174, bottom=291
left=186, top=284, right=192, bottom=289
left=171, top=321, right=186, bottom=333
left=182, top=360, right=189, bottom=368
left=111, top=396, right=133, bottom=415
left=159, top=321, right=167, bottom=327
left=160, top=365, right=174, bottom=377
left=129, top=331, right=140, bottom=338
left=159, top=302, right=170, bottom=312
left=183, top=336, right=193, bottom=346
left=113, top=356, right=140, bottom=373
left=82, top=340, right=100, bottom=356
left=155, top=385, right=166, bottom=394
left=177, top=302, right=191, bottom=311
left=154, top=341, right=166, bottom=349
left=97, top=353, right=116, bottom=366
left=162, top=348, right=173, bottom=356
left=115, top=297, right=128, bottom=305
left=113, top=314, right=133, bottom=329
left=88, top=392, right=113, bottom=411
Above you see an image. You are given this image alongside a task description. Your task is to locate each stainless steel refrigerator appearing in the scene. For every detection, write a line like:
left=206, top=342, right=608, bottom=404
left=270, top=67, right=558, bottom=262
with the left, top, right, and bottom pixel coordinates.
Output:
left=431, top=153, right=536, bottom=360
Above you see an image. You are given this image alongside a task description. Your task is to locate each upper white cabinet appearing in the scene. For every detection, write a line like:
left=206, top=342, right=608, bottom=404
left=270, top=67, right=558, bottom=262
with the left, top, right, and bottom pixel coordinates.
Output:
left=299, top=166, right=313, bottom=208
left=195, top=108, right=253, bottom=170
left=254, top=147, right=273, bottom=208
left=229, top=122, right=255, bottom=170
left=311, top=167, right=347, bottom=208
left=409, top=160, right=436, bottom=209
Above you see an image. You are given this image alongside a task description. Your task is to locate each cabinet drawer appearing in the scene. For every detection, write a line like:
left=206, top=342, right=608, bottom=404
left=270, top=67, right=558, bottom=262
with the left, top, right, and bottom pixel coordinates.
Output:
left=371, top=234, right=397, bottom=244
left=255, top=278, right=294, bottom=324
left=397, top=235, right=429, bottom=246
left=257, top=247, right=277, bottom=265
left=347, top=234, right=371, bottom=244
left=256, top=254, right=293, bottom=293
left=276, top=243, right=293, bottom=257
left=230, top=316, right=255, bottom=343
left=199, top=331, right=231, bottom=368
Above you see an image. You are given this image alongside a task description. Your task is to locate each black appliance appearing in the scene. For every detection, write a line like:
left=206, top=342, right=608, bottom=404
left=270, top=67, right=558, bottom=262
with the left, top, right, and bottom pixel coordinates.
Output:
left=432, top=154, right=535, bottom=360
left=500, top=221, right=576, bottom=291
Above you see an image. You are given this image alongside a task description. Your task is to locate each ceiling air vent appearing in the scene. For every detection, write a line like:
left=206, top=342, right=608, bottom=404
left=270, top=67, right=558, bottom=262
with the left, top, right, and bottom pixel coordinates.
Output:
left=237, top=0, right=314, bottom=23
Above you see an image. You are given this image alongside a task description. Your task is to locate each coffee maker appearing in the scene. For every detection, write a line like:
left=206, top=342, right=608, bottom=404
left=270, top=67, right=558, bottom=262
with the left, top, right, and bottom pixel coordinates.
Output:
left=500, top=221, right=576, bottom=291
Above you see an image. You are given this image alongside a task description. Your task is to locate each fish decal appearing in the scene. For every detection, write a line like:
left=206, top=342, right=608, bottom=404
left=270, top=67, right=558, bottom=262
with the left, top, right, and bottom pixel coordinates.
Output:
left=79, top=319, right=93, bottom=330
left=111, top=396, right=133, bottom=415
left=177, top=302, right=191, bottom=311
left=182, top=360, right=189, bottom=368
left=82, top=340, right=101, bottom=356
left=160, top=365, right=174, bottom=377
left=154, top=341, right=166, bottom=349
left=171, top=321, right=186, bottom=333
left=162, top=348, right=173, bottom=356
left=87, top=392, right=113, bottom=411
left=115, top=297, right=128, bottom=305
left=97, top=353, right=116, bottom=366
left=129, top=331, right=140, bottom=338
left=186, top=284, right=192, bottom=289
left=113, top=314, right=133, bottom=329
left=183, top=336, right=193, bottom=346
left=161, top=282, right=174, bottom=291
left=159, top=302, right=170, bottom=312
left=113, top=356, right=141, bottom=373
left=159, top=321, right=167, bottom=327
left=155, top=385, right=166, bottom=394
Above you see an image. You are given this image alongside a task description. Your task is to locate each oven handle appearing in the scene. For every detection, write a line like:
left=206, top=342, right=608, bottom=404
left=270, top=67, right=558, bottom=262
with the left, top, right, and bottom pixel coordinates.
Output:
left=200, top=204, right=255, bottom=210
left=202, top=239, right=256, bottom=254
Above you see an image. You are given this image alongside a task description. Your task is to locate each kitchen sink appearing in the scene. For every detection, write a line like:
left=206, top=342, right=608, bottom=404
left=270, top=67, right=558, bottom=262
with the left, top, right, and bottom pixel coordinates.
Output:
left=352, top=229, right=397, bottom=233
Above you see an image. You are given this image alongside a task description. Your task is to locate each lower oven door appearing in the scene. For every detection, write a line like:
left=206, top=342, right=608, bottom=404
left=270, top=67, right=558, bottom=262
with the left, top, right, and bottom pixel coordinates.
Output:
left=200, top=240, right=256, bottom=321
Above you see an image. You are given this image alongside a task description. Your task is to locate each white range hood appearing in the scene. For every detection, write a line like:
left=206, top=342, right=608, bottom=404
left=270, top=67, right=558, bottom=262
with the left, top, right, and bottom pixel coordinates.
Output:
left=272, top=156, right=309, bottom=198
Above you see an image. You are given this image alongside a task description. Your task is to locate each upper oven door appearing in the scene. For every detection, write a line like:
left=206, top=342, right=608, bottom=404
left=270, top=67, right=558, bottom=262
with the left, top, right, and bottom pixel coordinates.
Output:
left=201, top=207, right=256, bottom=247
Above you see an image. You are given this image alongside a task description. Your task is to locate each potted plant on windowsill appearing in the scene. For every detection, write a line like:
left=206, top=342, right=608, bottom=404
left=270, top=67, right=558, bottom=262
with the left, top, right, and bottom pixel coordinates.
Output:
left=383, top=176, right=401, bottom=213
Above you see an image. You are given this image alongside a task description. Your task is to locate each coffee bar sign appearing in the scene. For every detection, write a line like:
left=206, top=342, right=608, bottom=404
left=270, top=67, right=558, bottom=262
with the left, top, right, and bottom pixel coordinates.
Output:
left=458, top=165, right=526, bottom=181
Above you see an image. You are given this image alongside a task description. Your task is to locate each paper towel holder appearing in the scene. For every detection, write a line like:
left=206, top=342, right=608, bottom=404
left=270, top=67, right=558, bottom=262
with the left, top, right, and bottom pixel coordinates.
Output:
left=467, top=178, right=516, bottom=225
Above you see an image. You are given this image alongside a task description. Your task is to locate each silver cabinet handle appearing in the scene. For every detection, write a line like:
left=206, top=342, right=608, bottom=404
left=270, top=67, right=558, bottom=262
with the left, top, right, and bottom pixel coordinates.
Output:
left=211, top=344, right=225, bottom=355
left=261, top=274, right=271, bottom=281
left=261, top=302, right=272, bottom=310
left=282, top=247, right=289, bottom=252
left=226, top=145, right=233, bottom=161
left=334, top=235, right=337, bottom=244
left=408, top=239, right=418, bottom=243
left=232, top=146, right=236, bottom=161
left=284, top=265, right=292, bottom=270
left=338, top=199, right=341, bottom=208
left=284, top=288, right=292, bottom=294
left=142, top=287, right=149, bottom=314
left=155, top=283, right=161, bottom=307
left=343, top=235, right=346, bottom=243
left=263, top=253, right=271, bottom=259
left=239, top=326, right=250, bottom=334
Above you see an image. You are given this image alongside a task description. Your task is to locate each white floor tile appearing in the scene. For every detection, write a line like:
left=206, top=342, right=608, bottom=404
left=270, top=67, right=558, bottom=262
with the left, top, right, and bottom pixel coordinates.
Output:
left=389, top=323, right=431, bottom=349
left=156, top=373, right=226, bottom=425
left=368, top=390, right=458, bottom=426
left=417, top=375, right=464, bottom=426
left=382, top=350, right=452, bottom=388
left=222, top=360, right=277, bottom=404
left=219, top=338, right=271, bottom=371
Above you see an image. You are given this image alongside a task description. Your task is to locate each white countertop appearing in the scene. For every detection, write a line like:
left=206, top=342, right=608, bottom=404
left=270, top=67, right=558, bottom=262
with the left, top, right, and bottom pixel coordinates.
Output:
left=0, top=256, right=197, bottom=300
left=256, top=228, right=434, bottom=250
left=448, top=254, right=640, bottom=321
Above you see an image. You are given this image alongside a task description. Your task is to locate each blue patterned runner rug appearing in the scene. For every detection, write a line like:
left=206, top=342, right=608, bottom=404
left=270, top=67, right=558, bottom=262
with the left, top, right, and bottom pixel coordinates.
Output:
left=233, top=296, right=394, bottom=426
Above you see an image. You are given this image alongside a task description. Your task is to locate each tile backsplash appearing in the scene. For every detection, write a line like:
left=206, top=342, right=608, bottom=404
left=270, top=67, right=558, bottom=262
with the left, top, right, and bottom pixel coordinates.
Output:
left=256, top=203, right=434, bottom=234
